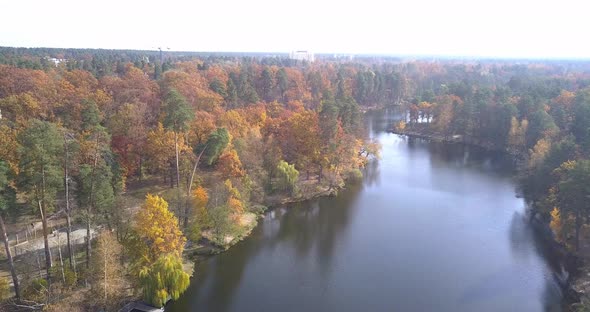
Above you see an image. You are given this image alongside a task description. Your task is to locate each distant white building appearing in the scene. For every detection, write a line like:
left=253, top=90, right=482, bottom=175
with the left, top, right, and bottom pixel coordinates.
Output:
left=46, top=57, right=65, bottom=66
left=289, top=50, right=314, bottom=62
left=332, top=54, right=354, bottom=61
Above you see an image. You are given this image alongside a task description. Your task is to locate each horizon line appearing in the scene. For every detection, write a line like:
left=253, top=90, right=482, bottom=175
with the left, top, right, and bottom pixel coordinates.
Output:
left=1, top=45, right=590, bottom=62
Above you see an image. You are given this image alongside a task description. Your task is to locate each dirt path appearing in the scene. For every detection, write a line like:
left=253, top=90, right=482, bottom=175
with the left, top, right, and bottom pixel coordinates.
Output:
left=11, top=227, right=96, bottom=256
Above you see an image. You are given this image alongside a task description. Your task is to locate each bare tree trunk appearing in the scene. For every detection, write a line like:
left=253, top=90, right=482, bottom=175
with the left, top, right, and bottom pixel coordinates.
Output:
left=175, top=132, right=180, bottom=188
left=39, top=200, right=52, bottom=285
left=138, top=156, right=143, bottom=182
left=66, top=213, right=76, bottom=271
left=63, top=134, right=75, bottom=271
left=40, top=166, right=52, bottom=288
left=267, top=167, right=274, bottom=191
left=86, top=216, right=91, bottom=269
left=57, top=232, right=65, bottom=283
left=87, top=134, right=100, bottom=269
left=174, top=131, right=181, bottom=218
left=0, top=215, right=20, bottom=300
left=36, top=252, right=42, bottom=278
left=184, top=146, right=207, bottom=229
left=104, top=240, right=107, bottom=303
left=575, top=210, right=581, bottom=252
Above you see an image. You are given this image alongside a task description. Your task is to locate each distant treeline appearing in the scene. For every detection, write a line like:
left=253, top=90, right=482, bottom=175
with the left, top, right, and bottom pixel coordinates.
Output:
left=1, top=47, right=590, bottom=308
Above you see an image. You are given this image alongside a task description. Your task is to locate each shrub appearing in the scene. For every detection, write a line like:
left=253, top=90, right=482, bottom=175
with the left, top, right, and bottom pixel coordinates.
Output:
left=0, top=276, right=10, bottom=300
left=23, top=278, right=48, bottom=302
left=346, top=169, right=363, bottom=182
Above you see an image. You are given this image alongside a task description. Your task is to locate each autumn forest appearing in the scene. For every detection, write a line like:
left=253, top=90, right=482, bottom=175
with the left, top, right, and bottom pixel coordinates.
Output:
left=1, top=47, right=590, bottom=310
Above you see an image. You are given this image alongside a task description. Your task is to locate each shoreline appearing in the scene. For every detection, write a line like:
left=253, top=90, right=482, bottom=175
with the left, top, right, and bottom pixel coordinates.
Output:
left=183, top=105, right=390, bottom=258
left=186, top=184, right=341, bottom=258
left=529, top=214, right=583, bottom=311
left=387, top=127, right=526, bottom=160
left=182, top=116, right=585, bottom=310
left=389, top=126, right=585, bottom=310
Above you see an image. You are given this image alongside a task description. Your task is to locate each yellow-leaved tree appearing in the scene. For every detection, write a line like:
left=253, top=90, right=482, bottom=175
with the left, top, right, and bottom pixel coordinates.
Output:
left=393, top=120, right=406, bottom=132
left=135, top=194, right=186, bottom=259
left=528, top=137, right=551, bottom=169
left=138, top=254, right=190, bottom=308
left=225, top=179, right=244, bottom=215
left=549, top=207, right=562, bottom=243
left=132, top=194, right=190, bottom=307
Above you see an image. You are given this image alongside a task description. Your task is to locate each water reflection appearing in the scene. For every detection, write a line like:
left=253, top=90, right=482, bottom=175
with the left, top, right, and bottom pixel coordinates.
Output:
left=168, top=109, right=563, bottom=312
left=201, top=242, right=254, bottom=311
left=272, top=182, right=363, bottom=274
left=170, top=183, right=364, bottom=312
left=542, top=280, right=564, bottom=312
left=177, top=232, right=262, bottom=311
left=362, top=159, right=380, bottom=187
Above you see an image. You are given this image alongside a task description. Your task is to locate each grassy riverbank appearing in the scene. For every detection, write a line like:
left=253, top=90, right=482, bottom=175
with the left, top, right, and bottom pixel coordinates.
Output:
left=186, top=180, right=341, bottom=257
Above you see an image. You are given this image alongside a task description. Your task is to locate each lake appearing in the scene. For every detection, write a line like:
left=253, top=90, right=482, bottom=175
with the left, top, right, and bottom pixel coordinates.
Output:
left=167, top=109, right=563, bottom=312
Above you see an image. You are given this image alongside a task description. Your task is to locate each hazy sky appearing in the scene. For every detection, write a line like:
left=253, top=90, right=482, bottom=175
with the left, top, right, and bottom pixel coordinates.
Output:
left=1, top=0, right=588, bottom=58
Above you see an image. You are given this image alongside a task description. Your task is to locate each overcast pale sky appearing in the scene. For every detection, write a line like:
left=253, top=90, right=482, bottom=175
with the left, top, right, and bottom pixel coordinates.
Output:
left=0, top=0, right=588, bottom=58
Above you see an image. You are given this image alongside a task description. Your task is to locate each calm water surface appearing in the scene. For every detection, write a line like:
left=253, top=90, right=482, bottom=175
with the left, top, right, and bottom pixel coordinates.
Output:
left=168, top=110, right=563, bottom=312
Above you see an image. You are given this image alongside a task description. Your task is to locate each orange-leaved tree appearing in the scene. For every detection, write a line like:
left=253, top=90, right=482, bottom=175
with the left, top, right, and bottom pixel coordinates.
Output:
left=224, top=179, right=244, bottom=216
left=188, top=186, right=209, bottom=241
left=216, top=149, right=245, bottom=179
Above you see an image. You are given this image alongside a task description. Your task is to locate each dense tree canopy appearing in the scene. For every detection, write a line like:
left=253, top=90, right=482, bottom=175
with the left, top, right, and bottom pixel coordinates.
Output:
left=3, top=46, right=590, bottom=308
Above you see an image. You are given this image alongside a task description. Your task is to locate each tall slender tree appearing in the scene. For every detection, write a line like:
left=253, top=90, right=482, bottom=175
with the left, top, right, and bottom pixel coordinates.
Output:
left=18, top=120, right=64, bottom=286
left=90, top=230, right=124, bottom=310
left=62, top=132, right=77, bottom=271
left=163, top=89, right=193, bottom=218
left=77, top=100, right=115, bottom=269
left=0, top=161, right=20, bottom=300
